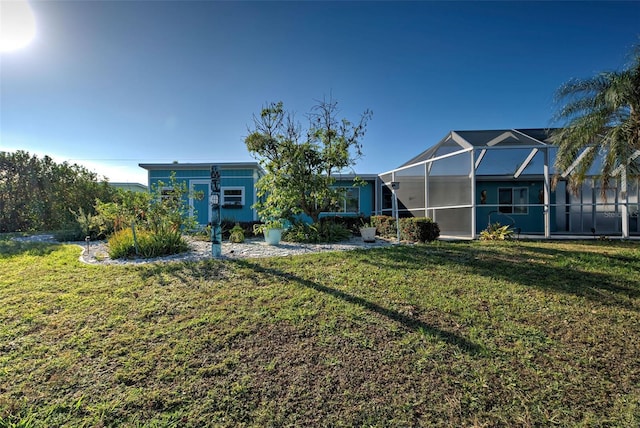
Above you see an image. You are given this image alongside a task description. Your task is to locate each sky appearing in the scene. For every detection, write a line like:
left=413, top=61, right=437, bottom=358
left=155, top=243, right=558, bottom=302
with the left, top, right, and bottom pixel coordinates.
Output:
left=1, top=1, right=639, bottom=186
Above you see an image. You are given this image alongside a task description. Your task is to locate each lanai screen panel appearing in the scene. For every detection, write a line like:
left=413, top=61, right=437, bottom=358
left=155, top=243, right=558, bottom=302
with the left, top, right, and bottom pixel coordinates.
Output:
left=427, top=150, right=473, bottom=237
left=475, top=148, right=541, bottom=176
left=630, top=179, right=639, bottom=235
left=428, top=151, right=472, bottom=207
left=379, top=172, right=394, bottom=215
left=396, top=164, right=426, bottom=216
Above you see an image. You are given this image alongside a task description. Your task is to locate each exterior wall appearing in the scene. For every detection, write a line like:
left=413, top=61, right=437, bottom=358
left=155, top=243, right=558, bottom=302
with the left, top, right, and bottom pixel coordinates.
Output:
left=474, top=180, right=554, bottom=234
left=307, top=179, right=377, bottom=221
left=331, top=179, right=375, bottom=217
left=147, top=167, right=259, bottom=225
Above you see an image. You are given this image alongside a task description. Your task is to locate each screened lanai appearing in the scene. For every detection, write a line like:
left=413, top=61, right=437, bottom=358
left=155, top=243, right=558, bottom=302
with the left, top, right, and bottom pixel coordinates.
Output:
left=378, top=129, right=640, bottom=239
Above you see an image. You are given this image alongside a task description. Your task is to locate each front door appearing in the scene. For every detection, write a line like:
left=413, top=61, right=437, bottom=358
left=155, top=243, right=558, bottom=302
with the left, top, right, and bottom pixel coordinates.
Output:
left=190, top=181, right=210, bottom=226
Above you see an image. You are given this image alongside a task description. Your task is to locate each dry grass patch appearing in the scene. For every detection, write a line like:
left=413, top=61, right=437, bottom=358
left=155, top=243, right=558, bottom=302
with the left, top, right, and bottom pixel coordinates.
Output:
left=0, top=238, right=639, bottom=426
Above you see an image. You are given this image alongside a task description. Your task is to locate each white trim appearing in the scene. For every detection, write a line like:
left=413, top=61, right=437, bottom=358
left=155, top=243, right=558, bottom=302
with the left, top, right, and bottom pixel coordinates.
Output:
left=544, top=148, right=550, bottom=238
left=379, top=147, right=473, bottom=176
left=450, top=131, right=474, bottom=149
left=470, top=149, right=476, bottom=239
left=511, top=129, right=548, bottom=145
left=474, top=149, right=487, bottom=170
left=221, top=186, right=245, bottom=207
left=487, top=131, right=518, bottom=147
left=611, top=150, right=640, bottom=177
left=428, top=204, right=474, bottom=210
left=561, top=147, right=593, bottom=178
left=513, top=148, right=539, bottom=179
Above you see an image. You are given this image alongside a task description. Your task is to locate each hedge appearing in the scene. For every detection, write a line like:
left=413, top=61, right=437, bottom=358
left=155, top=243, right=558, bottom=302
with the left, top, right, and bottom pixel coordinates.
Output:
left=371, top=215, right=440, bottom=243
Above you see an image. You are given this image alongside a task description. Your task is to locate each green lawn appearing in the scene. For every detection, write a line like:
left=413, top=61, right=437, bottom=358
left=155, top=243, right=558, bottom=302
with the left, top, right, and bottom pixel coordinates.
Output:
left=1, top=238, right=639, bottom=427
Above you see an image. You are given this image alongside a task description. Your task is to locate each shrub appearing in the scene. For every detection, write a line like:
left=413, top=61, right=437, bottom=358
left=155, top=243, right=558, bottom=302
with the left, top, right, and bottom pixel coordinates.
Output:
left=107, top=227, right=189, bottom=259
left=284, top=221, right=352, bottom=243
left=479, top=222, right=514, bottom=241
left=228, top=223, right=245, bottom=243
left=399, top=217, right=440, bottom=242
left=371, top=215, right=397, bottom=237
left=370, top=215, right=440, bottom=242
left=320, top=215, right=367, bottom=235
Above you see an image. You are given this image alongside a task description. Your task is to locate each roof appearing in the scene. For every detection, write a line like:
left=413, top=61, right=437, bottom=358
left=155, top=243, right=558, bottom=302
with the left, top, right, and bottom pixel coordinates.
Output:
left=139, top=162, right=264, bottom=173
left=398, top=128, right=558, bottom=168
left=109, top=182, right=148, bottom=192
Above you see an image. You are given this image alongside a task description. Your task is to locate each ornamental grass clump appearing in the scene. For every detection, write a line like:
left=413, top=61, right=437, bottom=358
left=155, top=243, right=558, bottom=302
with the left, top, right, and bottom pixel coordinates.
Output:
left=107, top=227, right=189, bottom=259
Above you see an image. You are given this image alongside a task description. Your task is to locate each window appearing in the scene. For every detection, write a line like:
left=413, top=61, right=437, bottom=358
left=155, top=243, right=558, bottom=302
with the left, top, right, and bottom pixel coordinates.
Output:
left=160, top=186, right=178, bottom=203
left=498, top=187, right=528, bottom=214
left=222, top=187, right=244, bottom=207
left=331, top=187, right=360, bottom=213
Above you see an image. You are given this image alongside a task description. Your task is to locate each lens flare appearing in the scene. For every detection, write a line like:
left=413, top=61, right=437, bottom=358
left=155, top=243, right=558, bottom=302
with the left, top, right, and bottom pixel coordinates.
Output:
left=0, top=0, right=36, bottom=53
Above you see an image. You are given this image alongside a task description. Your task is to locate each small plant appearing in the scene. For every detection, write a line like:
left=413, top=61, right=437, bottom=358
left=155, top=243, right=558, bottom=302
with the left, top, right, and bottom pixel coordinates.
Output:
left=229, top=223, right=245, bottom=243
left=253, top=219, right=285, bottom=236
left=480, top=222, right=514, bottom=241
left=360, top=217, right=375, bottom=229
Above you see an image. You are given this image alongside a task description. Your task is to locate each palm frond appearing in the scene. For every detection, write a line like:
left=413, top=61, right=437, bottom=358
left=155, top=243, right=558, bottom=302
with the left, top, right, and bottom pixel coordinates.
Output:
left=551, top=43, right=640, bottom=194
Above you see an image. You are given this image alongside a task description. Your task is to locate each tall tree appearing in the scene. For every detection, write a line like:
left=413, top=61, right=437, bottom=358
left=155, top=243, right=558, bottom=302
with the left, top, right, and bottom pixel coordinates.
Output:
left=551, top=43, right=640, bottom=193
left=0, top=151, right=115, bottom=232
left=245, top=98, right=372, bottom=223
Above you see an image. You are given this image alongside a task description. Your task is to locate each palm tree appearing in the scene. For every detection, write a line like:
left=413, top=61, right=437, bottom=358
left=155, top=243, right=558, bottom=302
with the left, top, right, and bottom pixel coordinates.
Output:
left=551, top=43, right=640, bottom=194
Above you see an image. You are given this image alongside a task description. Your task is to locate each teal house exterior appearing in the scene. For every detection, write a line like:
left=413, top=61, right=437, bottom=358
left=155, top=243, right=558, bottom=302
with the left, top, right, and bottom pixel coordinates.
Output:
left=320, top=174, right=378, bottom=219
left=139, top=162, right=379, bottom=227
left=139, top=162, right=264, bottom=226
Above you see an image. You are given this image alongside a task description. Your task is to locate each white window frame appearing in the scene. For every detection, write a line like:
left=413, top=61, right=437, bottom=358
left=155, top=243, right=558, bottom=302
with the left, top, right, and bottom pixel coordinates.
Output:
left=221, top=186, right=245, bottom=207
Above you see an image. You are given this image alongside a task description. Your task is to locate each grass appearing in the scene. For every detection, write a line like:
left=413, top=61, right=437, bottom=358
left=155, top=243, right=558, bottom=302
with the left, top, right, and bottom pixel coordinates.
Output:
left=0, top=237, right=639, bottom=426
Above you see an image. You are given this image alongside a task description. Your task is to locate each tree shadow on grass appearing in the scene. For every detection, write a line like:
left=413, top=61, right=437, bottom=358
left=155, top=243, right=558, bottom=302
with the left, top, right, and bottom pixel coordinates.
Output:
left=229, top=257, right=484, bottom=355
left=358, top=243, right=640, bottom=311
left=137, top=259, right=228, bottom=286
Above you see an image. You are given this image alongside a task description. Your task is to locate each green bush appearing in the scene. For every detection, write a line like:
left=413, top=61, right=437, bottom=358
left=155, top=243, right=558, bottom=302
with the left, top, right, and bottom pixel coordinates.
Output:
left=371, top=215, right=396, bottom=237
left=107, top=228, right=189, bottom=259
left=320, top=215, right=368, bottom=235
left=371, top=215, right=440, bottom=242
left=399, top=217, right=440, bottom=242
left=284, top=221, right=352, bottom=243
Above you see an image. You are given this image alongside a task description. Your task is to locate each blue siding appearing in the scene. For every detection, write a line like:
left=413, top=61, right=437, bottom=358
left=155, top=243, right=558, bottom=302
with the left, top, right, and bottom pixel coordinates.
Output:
left=145, top=166, right=375, bottom=225
left=147, top=167, right=259, bottom=225
left=475, top=180, right=557, bottom=234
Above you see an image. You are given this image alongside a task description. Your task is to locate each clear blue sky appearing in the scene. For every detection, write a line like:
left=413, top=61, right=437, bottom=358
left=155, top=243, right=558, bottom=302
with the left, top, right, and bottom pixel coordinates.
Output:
left=1, top=1, right=639, bottom=185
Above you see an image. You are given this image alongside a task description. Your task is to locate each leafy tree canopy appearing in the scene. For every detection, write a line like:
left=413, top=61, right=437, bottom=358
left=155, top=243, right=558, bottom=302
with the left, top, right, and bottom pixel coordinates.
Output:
left=0, top=150, right=115, bottom=233
left=551, top=43, right=640, bottom=194
left=245, top=97, right=372, bottom=223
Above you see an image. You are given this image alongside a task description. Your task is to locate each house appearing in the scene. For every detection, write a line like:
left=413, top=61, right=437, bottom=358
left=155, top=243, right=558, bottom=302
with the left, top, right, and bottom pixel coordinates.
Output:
left=378, top=129, right=640, bottom=239
left=138, top=162, right=379, bottom=227
left=139, top=162, right=264, bottom=225
left=109, top=182, right=148, bottom=193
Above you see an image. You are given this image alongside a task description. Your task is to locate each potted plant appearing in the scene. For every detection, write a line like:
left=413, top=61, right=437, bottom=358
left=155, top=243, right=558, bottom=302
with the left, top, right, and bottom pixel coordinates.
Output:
left=359, top=218, right=377, bottom=243
left=253, top=219, right=285, bottom=245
